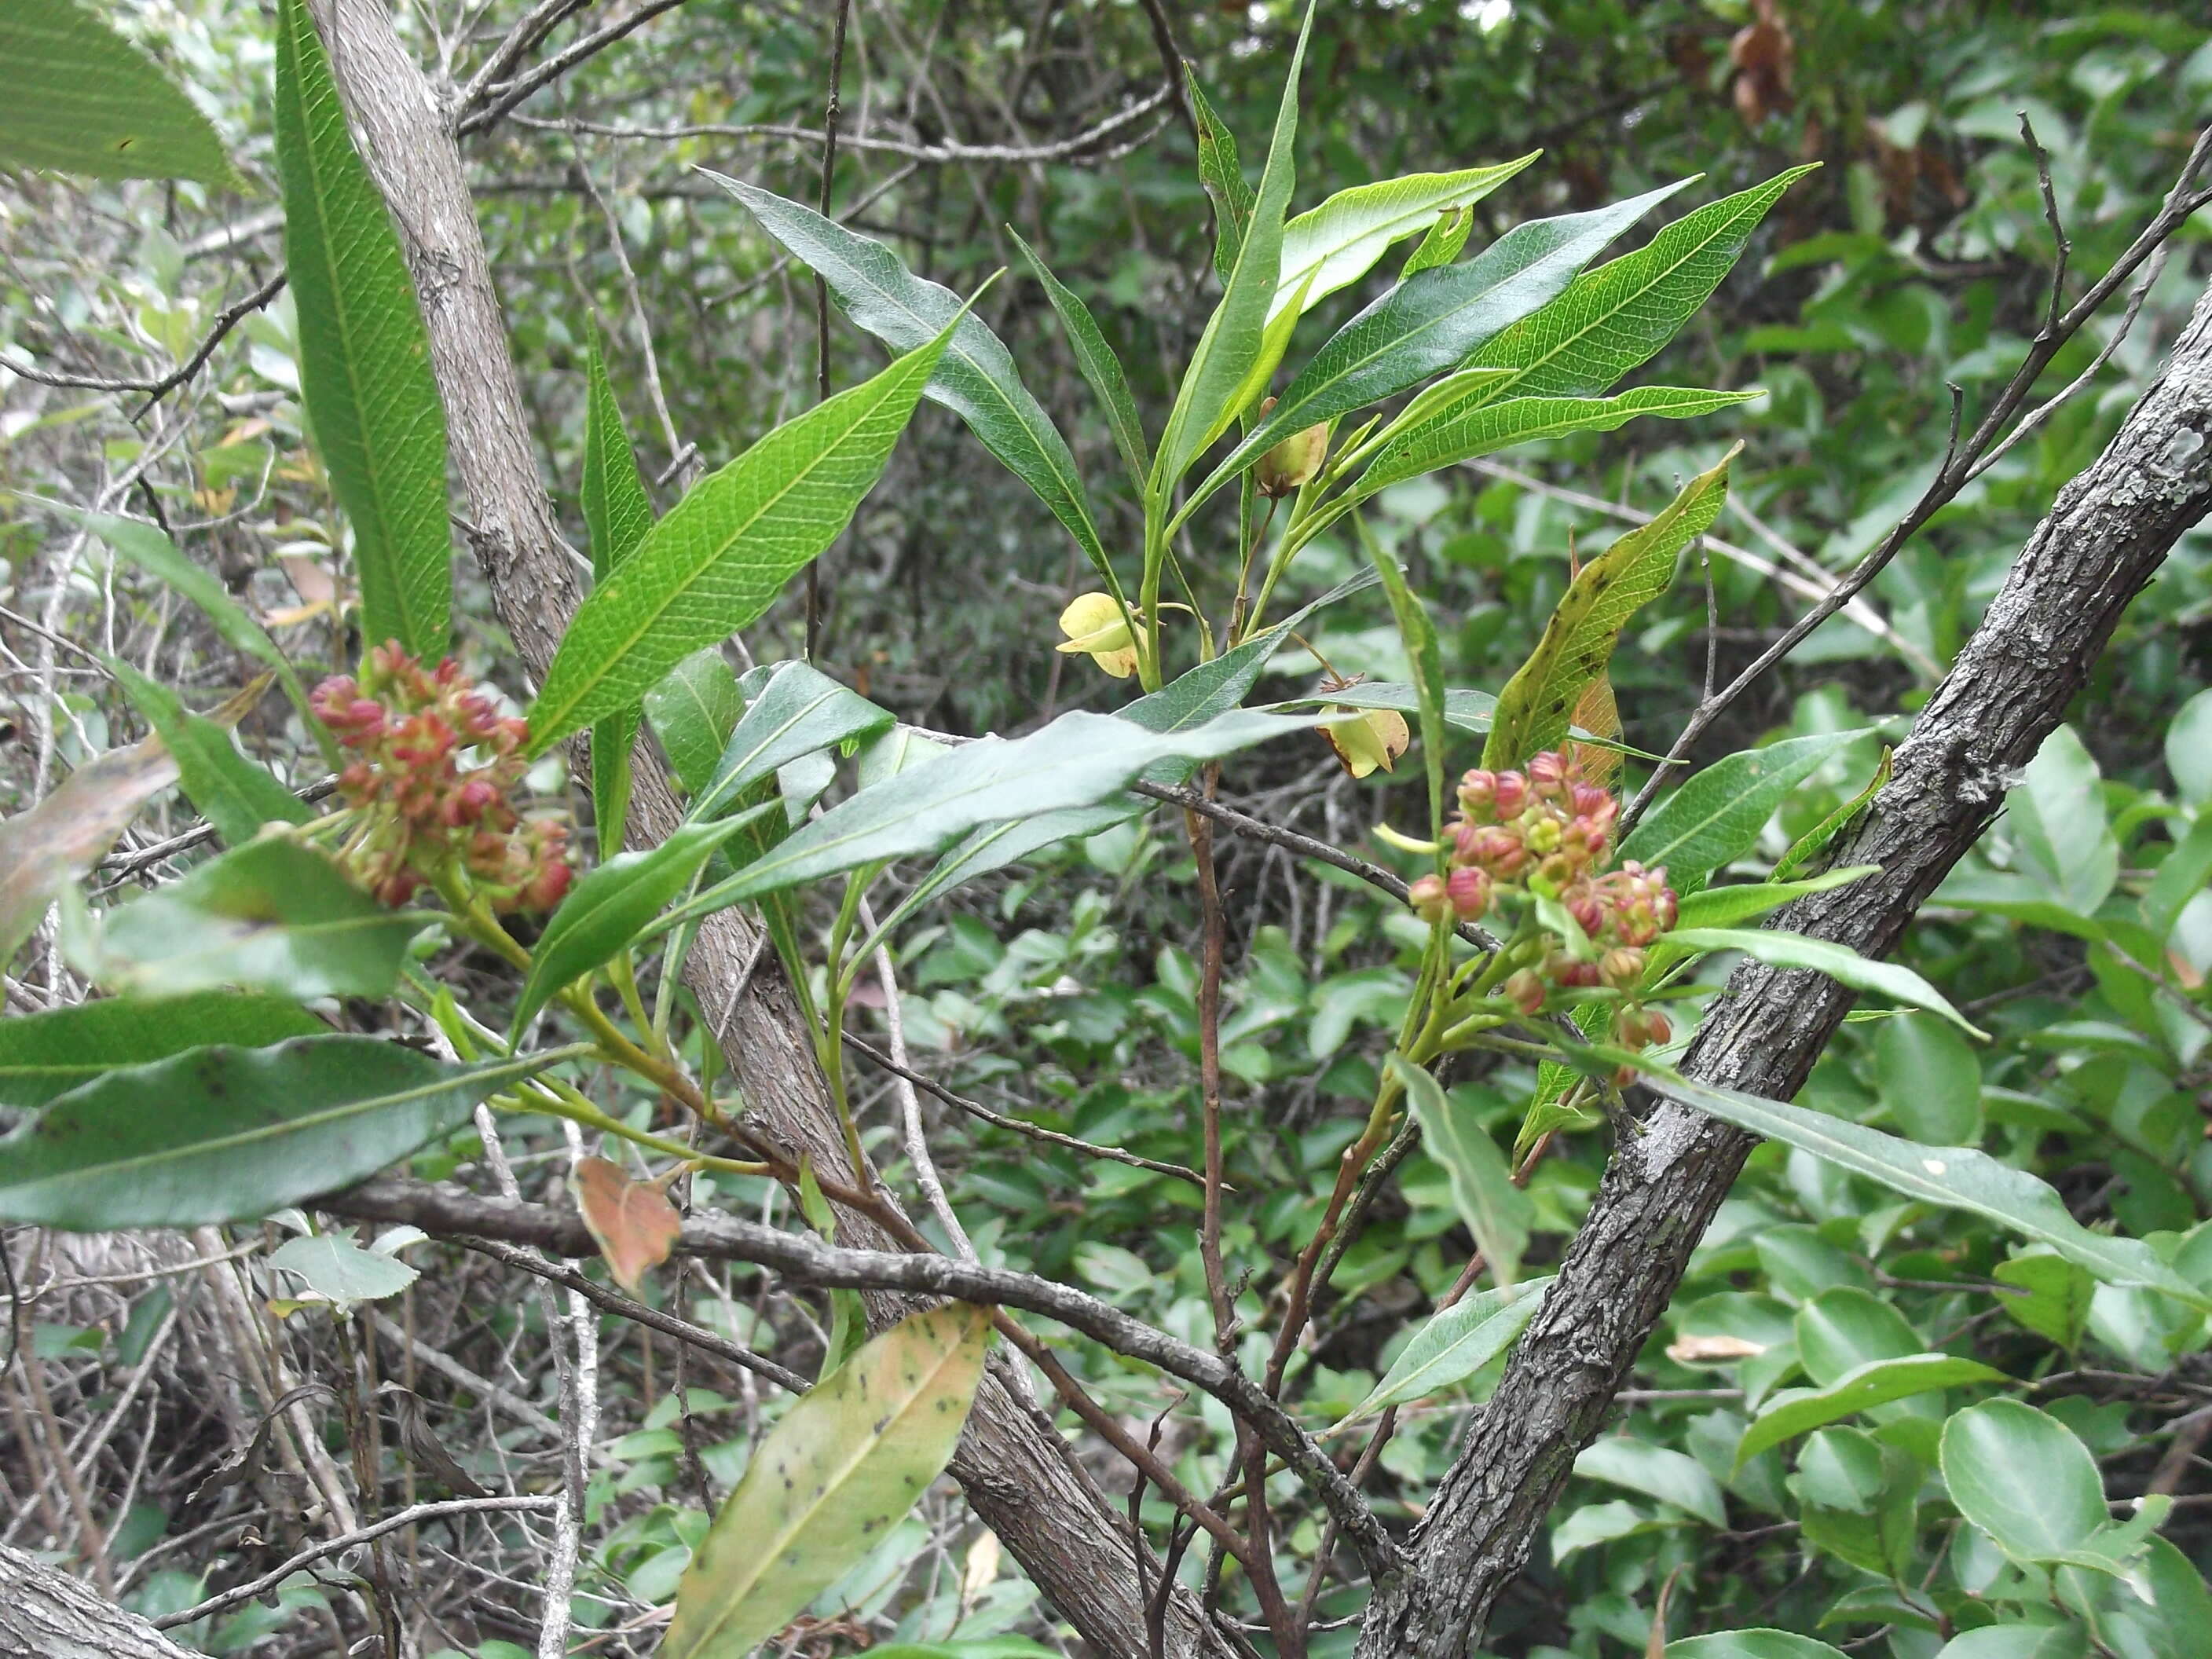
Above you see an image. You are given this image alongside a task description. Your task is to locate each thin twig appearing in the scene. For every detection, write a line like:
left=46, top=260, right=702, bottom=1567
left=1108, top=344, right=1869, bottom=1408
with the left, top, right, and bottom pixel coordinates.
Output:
left=0, top=274, right=286, bottom=407
left=806, top=0, right=855, bottom=665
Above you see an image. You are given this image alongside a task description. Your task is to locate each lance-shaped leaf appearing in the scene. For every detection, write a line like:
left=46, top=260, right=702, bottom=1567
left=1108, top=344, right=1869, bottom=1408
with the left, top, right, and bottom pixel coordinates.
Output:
left=0, top=991, right=325, bottom=1108
left=646, top=647, right=745, bottom=797
left=1466, top=165, right=1818, bottom=403
left=665, top=1304, right=990, bottom=1659
left=0, top=1036, right=573, bottom=1229
left=0, top=0, right=233, bottom=183
left=1400, top=206, right=1474, bottom=278
left=1188, top=71, right=1254, bottom=287
left=583, top=331, right=657, bottom=854
left=108, top=662, right=306, bottom=848
left=1635, top=1061, right=2210, bottom=1309
left=710, top=177, right=1118, bottom=595
left=1484, top=445, right=1735, bottom=768
left=1358, top=386, right=1758, bottom=497
left=274, top=0, right=451, bottom=660
left=1185, top=178, right=1696, bottom=521
left=79, top=837, right=424, bottom=1000
left=1773, top=748, right=1892, bottom=884
left=574, top=1157, right=683, bottom=1294
left=1273, top=156, right=1539, bottom=320
left=690, top=661, right=895, bottom=822
left=675, top=707, right=1330, bottom=925
left=510, top=804, right=775, bottom=1037
left=1668, top=867, right=1881, bottom=933
left=1734, top=1353, right=2008, bottom=1467
left=1661, top=928, right=1982, bottom=1038
left=1154, top=0, right=1317, bottom=485
left=1364, top=533, right=1448, bottom=840
left=1011, top=230, right=1149, bottom=490
left=1335, top=1278, right=1550, bottom=1426
left=529, top=321, right=954, bottom=749
left=1621, top=730, right=1868, bottom=891
left=1393, top=1056, right=1531, bottom=1287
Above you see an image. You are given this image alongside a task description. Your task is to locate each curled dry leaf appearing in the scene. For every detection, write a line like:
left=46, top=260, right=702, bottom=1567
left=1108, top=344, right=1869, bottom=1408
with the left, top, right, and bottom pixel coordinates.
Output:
left=1324, top=706, right=1410, bottom=778
left=1667, top=1332, right=1768, bottom=1365
left=574, top=1155, right=683, bottom=1293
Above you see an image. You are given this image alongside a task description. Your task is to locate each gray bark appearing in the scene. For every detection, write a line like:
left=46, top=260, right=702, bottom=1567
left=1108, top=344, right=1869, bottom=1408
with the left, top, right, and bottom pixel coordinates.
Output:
left=1353, top=277, right=2212, bottom=1659
left=308, top=5, right=1234, bottom=1656
left=0, top=1545, right=209, bottom=1659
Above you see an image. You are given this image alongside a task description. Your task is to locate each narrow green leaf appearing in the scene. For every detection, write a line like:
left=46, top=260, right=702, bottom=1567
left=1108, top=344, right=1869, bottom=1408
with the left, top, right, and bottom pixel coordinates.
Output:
left=1772, top=746, right=1892, bottom=883
left=1663, top=927, right=1983, bottom=1037
left=1467, top=166, right=1818, bottom=403
left=1399, top=206, right=1473, bottom=278
left=1393, top=1056, right=1531, bottom=1287
left=79, top=837, right=424, bottom=1000
left=1155, top=0, right=1316, bottom=485
left=1273, top=156, right=1539, bottom=320
left=1621, top=731, right=1868, bottom=890
left=1363, top=533, right=1448, bottom=841
left=274, top=0, right=450, bottom=660
left=1670, top=867, right=1880, bottom=932
left=646, top=647, right=745, bottom=797
left=0, top=1038, right=573, bottom=1228
left=666, top=1304, right=990, bottom=1659
left=1485, top=446, right=1735, bottom=769
left=1358, top=386, right=1758, bottom=496
left=1010, top=229, right=1150, bottom=490
left=1278, top=681, right=1496, bottom=734
left=674, top=708, right=1328, bottom=926
left=108, top=661, right=306, bottom=847
left=1335, top=1278, right=1550, bottom=1426
left=583, top=328, right=657, bottom=855
left=690, top=661, right=895, bottom=822
left=1734, top=1354, right=2008, bottom=1467
left=711, top=178, right=1117, bottom=595
left=529, top=322, right=954, bottom=750
left=0, top=0, right=233, bottom=183
left=1640, top=1063, right=2210, bottom=1309
left=511, top=803, right=775, bottom=1038
left=1188, top=178, right=1697, bottom=520
left=1186, top=71, right=1253, bottom=287
left=0, top=991, right=325, bottom=1108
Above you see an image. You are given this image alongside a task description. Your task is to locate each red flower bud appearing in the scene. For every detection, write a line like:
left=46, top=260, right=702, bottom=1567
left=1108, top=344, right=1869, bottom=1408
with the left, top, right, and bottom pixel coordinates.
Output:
left=1407, top=873, right=1450, bottom=923
left=1446, top=866, right=1492, bottom=921
left=1503, top=969, right=1546, bottom=1015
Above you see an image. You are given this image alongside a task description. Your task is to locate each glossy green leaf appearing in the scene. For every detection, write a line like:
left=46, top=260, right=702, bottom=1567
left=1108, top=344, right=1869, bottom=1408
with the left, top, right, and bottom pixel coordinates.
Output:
left=1273, top=156, right=1538, bottom=320
left=0, top=991, right=325, bottom=1108
left=1875, top=1013, right=1981, bottom=1143
left=1188, top=178, right=1695, bottom=519
left=1639, top=1062, right=2210, bottom=1309
left=1393, top=1056, right=1531, bottom=1287
left=1360, top=386, right=1756, bottom=496
left=529, top=321, right=953, bottom=749
left=1772, top=747, right=1891, bottom=883
left=1398, top=204, right=1473, bottom=278
left=1335, top=1278, right=1549, bottom=1425
left=0, top=0, right=233, bottom=182
left=665, top=1304, right=990, bottom=1659
left=274, top=0, right=450, bottom=660
left=1575, top=1437, right=1729, bottom=1529
left=2141, top=810, right=2212, bottom=943
left=675, top=707, right=1328, bottom=925
left=1940, top=1401, right=2109, bottom=1565
left=1010, top=229, right=1149, bottom=490
left=79, top=837, right=424, bottom=1000
left=1993, top=1249, right=2095, bottom=1348
left=108, top=661, right=306, bottom=847
left=1484, top=446, right=1734, bottom=769
left=583, top=329, right=657, bottom=855
left=1931, top=1627, right=2090, bottom=1659
left=1187, top=71, right=1254, bottom=287
left=1734, top=1354, right=2006, bottom=1467
left=2166, top=689, right=2212, bottom=806
left=1669, top=867, right=1880, bottom=932
left=0, top=1035, right=572, bottom=1228
left=646, top=647, right=745, bottom=797
left=511, top=803, right=775, bottom=1038
left=1623, top=733, right=1867, bottom=889
left=1667, top=1635, right=1848, bottom=1659
left=711, top=178, right=1116, bottom=595
left=1155, top=0, right=1316, bottom=485
left=2007, top=726, right=2118, bottom=916
left=1662, top=928, right=1982, bottom=1037
left=1467, top=167, right=1817, bottom=402
left=690, top=661, right=895, bottom=822
left=1796, top=1287, right=1921, bottom=1382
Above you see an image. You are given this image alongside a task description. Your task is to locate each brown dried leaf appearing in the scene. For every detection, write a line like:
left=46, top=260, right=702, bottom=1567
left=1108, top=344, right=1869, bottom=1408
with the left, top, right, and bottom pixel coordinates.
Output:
left=1569, top=676, right=1622, bottom=787
left=1666, top=1332, right=1767, bottom=1365
left=574, top=1155, right=682, bottom=1293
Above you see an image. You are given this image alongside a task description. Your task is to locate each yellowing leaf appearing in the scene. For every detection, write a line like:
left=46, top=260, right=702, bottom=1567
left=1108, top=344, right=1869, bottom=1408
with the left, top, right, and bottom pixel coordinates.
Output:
left=1057, top=591, right=1139, bottom=679
left=665, top=1303, right=991, bottom=1659
left=1570, top=676, right=1622, bottom=786
left=573, top=1156, right=682, bottom=1294
left=1323, top=705, right=1410, bottom=778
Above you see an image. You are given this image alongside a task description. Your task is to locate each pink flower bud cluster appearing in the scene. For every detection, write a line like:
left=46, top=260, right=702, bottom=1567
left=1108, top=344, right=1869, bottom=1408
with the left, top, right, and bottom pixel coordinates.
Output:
left=1404, top=748, right=1678, bottom=1051
left=310, top=643, right=573, bottom=911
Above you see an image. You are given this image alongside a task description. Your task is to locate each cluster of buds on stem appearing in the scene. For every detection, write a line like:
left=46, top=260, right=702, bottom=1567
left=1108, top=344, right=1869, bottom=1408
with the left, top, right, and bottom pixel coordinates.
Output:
left=310, top=643, right=573, bottom=911
left=1405, top=747, right=1678, bottom=1053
